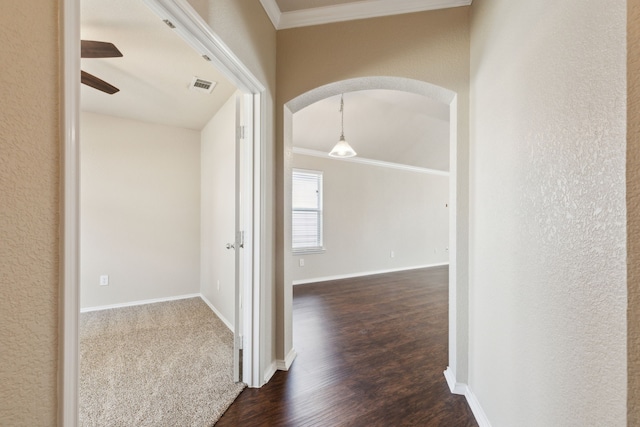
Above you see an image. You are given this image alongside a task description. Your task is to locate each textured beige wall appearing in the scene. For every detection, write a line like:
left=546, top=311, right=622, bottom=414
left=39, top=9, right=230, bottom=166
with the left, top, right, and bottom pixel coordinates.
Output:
left=276, top=8, right=469, bottom=102
left=629, top=0, right=640, bottom=424
left=0, top=1, right=60, bottom=425
left=470, top=0, right=626, bottom=425
left=2, top=0, right=632, bottom=423
left=206, top=0, right=276, bottom=93
left=276, top=7, right=470, bottom=365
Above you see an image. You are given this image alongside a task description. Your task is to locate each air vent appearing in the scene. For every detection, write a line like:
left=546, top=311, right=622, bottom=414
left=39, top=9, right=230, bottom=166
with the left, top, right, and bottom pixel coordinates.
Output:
left=189, top=77, right=217, bottom=94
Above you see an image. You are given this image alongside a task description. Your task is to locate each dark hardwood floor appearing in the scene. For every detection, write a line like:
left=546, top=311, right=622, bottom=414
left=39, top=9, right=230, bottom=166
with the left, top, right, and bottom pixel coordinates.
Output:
left=217, top=266, right=477, bottom=426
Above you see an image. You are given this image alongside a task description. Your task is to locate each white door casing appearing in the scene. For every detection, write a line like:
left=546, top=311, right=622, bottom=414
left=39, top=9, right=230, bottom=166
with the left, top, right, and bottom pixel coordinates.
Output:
left=233, top=93, right=256, bottom=383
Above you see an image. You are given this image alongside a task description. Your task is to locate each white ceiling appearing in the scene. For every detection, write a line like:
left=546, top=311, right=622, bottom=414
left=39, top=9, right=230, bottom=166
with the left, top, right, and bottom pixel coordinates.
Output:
left=261, top=0, right=472, bottom=29
left=81, top=0, right=237, bottom=131
left=294, top=90, right=450, bottom=171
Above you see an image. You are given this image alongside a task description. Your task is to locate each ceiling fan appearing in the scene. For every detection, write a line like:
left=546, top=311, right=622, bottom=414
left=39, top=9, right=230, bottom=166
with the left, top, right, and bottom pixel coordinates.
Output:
left=81, top=40, right=123, bottom=94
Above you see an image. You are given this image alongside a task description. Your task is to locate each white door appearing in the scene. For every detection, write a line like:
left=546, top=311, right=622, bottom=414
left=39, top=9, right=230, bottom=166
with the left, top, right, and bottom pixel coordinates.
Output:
left=201, top=91, right=253, bottom=384
left=233, top=93, right=254, bottom=383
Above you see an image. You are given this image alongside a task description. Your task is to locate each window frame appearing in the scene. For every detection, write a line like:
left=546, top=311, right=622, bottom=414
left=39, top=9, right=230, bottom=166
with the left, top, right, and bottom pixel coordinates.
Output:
left=292, top=168, right=325, bottom=254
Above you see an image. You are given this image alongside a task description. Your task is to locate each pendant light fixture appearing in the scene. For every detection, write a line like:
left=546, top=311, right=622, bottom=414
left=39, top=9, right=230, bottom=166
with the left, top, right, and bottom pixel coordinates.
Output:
left=329, top=94, right=357, bottom=158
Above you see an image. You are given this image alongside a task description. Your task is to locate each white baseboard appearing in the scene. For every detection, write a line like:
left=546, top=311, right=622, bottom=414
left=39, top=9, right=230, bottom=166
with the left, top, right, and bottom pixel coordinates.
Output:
left=263, top=361, right=277, bottom=384
left=80, top=293, right=201, bottom=313
left=199, top=294, right=234, bottom=331
left=465, top=384, right=492, bottom=427
left=276, top=348, right=297, bottom=371
left=444, top=366, right=467, bottom=395
left=292, top=263, right=449, bottom=285
left=443, top=367, right=492, bottom=427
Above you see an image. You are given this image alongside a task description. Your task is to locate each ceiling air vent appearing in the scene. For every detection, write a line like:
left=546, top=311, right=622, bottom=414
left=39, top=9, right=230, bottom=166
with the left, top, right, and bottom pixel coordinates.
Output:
left=189, top=77, right=217, bottom=94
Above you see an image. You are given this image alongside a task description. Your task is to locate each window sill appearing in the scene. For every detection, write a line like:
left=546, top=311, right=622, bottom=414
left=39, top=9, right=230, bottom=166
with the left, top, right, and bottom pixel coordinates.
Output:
left=292, top=247, right=326, bottom=255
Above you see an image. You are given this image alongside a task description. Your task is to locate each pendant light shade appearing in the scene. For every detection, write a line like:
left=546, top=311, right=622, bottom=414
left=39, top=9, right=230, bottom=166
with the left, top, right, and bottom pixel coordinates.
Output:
left=329, top=135, right=356, bottom=158
left=329, top=94, right=357, bottom=158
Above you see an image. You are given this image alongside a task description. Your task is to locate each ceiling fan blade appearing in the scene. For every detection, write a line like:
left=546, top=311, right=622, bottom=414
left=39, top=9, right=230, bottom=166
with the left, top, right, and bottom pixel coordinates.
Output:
left=81, top=70, right=120, bottom=94
left=81, top=40, right=123, bottom=58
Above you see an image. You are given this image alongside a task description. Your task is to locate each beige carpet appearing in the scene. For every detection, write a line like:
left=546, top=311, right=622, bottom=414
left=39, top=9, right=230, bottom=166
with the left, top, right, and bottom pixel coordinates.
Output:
left=79, top=298, right=245, bottom=426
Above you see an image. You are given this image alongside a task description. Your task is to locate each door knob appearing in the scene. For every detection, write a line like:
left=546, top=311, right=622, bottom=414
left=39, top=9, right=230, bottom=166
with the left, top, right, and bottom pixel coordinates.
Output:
left=226, top=243, right=235, bottom=250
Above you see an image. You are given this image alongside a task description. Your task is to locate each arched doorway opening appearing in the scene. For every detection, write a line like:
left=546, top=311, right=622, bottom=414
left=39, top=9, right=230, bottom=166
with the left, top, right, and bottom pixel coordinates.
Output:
left=278, top=76, right=468, bottom=392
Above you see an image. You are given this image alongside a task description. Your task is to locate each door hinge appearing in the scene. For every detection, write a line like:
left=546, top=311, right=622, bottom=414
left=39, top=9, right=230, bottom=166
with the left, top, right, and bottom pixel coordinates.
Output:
left=237, top=230, right=244, bottom=249
left=237, top=334, right=243, bottom=350
left=239, top=125, right=246, bottom=139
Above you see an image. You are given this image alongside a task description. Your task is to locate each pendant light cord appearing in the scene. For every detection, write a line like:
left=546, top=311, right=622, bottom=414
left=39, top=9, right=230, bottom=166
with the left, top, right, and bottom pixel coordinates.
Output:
left=329, top=93, right=356, bottom=158
left=340, top=94, right=345, bottom=138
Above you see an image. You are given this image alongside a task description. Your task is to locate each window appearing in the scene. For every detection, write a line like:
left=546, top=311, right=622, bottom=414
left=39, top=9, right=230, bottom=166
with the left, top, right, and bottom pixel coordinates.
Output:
left=292, top=169, right=324, bottom=253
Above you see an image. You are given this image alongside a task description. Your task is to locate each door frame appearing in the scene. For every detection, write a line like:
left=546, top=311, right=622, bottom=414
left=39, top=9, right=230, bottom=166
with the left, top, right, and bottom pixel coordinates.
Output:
left=60, top=0, right=266, bottom=424
left=234, top=92, right=257, bottom=382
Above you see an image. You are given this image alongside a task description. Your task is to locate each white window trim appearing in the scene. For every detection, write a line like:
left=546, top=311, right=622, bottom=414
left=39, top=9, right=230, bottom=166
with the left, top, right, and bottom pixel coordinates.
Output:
left=292, top=168, right=324, bottom=253
left=293, top=246, right=326, bottom=255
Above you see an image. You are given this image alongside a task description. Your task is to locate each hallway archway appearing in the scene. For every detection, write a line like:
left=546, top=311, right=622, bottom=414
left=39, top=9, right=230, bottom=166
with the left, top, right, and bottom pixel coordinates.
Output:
left=279, top=76, right=469, bottom=392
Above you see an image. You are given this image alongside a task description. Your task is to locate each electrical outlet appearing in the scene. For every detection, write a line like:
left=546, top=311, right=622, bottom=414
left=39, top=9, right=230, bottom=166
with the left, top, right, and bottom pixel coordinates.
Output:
left=299, top=258, right=305, bottom=267
left=390, top=251, right=395, bottom=258
left=99, top=275, right=109, bottom=286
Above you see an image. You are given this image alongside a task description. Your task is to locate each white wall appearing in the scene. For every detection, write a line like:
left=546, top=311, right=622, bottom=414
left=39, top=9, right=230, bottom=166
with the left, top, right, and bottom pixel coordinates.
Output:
left=292, top=154, right=449, bottom=283
left=200, top=94, right=237, bottom=327
left=80, top=112, right=201, bottom=309
left=469, top=1, right=626, bottom=426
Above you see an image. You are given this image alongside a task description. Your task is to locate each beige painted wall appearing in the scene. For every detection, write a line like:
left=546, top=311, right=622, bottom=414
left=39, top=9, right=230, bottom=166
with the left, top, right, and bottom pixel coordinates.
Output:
left=628, top=0, right=640, bottom=424
left=276, top=7, right=470, bottom=370
left=0, top=1, right=59, bottom=425
left=201, top=94, right=237, bottom=326
left=80, top=112, right=201, bottom=309
left=3, top=1, right=636, bottom=423
left=291, top=154, right=449, bottom=283
left=470, top=0, right=626, bottom=425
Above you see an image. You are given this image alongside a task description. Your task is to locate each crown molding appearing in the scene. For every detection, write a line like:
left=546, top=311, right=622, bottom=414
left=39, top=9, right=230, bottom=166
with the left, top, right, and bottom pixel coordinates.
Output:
left=259, top=0, right=282, bottom=29
left=260, top=0, right=472, bottom=30
left=293, top=147, right=449, bottom=176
